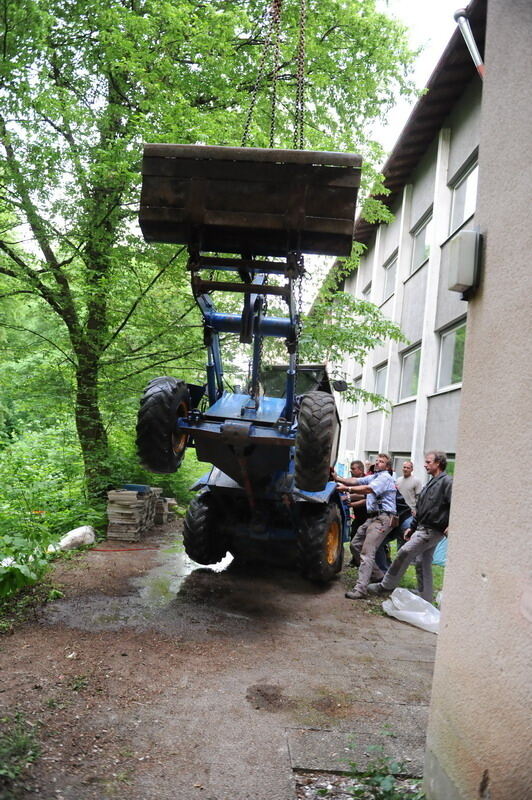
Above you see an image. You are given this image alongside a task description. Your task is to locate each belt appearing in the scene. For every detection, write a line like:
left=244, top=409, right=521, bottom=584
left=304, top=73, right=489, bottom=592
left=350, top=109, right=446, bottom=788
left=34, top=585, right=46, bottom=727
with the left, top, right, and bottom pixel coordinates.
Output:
left=367, top=510, right=392, bottom=518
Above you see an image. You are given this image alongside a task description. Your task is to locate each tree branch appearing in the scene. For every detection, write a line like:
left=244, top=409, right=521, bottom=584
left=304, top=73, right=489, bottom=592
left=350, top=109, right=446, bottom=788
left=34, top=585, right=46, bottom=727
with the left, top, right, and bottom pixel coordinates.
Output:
left=0, top=239, right=66, bottom=319
left=0, top=289, right=37, bottom=300
left=101, top=246, right=186, bottom=354
left=0, top=321, right=76, bottom=365
left=0, top=116, right=81, bottom=338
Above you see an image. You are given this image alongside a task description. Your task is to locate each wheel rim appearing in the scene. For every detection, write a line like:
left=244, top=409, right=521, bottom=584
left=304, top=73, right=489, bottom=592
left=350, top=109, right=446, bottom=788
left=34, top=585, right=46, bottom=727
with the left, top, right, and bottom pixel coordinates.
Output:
left=171, top=400, right=189, bottom=456
left=325, top=519, right=341, bottom=565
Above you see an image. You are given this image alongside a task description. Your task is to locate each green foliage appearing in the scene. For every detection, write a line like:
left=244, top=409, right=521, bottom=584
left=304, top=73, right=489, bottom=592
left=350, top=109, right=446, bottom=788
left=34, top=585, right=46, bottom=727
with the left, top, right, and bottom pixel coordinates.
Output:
left=317, top=736, right=425, bottom=799
left=344, top=742, right=425, bottom=798
left=0, top=713, right=40, bottom=796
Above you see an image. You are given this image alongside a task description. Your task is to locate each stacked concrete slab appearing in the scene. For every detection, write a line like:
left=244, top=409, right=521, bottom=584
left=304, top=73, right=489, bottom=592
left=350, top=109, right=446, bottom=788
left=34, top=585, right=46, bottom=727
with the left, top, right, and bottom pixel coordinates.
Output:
left=106, top=488, right=156, bottom=541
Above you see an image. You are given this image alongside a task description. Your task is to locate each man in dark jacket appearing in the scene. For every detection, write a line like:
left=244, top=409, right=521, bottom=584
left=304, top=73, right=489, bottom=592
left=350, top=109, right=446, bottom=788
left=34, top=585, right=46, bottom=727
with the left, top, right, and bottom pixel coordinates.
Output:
left=367, top=451, right=452, bottom=602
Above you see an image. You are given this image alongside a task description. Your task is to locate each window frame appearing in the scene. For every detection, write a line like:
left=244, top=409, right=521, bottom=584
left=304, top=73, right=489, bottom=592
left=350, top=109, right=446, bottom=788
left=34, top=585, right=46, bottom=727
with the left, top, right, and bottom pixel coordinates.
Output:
left=382, top=251, right=398, bottom=303
left=410, top=212, right=433, bottom=274
left=374, top=363, right=388, bottom=398
left=398, top=345, right=421, bottom=400
left=437, top=321, right=467, bottom=390
left=449, top=161, right=479, bottom=235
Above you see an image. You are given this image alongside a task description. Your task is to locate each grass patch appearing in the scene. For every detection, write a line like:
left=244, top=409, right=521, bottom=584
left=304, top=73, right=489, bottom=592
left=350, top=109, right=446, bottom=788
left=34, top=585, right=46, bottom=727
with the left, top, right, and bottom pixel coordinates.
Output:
left=0, top=714, right=40, bottom=799
left=0, top=581, right=64, bottom=635
left=341, top=543, right=445, bottom=602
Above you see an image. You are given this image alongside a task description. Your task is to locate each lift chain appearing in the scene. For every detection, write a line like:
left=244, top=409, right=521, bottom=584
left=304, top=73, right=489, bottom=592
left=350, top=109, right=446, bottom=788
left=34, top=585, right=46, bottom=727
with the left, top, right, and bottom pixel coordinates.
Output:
left=293, top=0, right=307, bottom=150
left=269, top=0, right=283, bottom=148
left=256, top=273, right=268, bottom=396
left=294, top=260, right=304, bottom=396
left=242, top=1, right=284, bottom=148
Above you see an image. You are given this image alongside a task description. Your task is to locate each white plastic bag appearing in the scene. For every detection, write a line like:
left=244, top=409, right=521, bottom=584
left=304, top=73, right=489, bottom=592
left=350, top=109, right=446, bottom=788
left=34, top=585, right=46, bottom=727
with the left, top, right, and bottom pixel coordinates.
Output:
left=382, top=587, right=440, bottom=634
left=56, top=525, right=96, bottom=551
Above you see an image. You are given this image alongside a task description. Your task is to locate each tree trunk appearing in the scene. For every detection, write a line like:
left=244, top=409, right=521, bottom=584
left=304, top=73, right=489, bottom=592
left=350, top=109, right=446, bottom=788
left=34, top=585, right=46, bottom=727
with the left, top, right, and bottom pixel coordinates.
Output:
left=75, top=352, right=110, bottom=502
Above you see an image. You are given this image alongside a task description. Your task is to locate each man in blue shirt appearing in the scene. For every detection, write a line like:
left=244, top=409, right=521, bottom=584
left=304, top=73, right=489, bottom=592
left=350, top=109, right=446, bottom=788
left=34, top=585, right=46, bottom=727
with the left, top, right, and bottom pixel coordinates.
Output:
left=335, top=453, right=398, bottom=600
left=368, top=451, right=452, bottom=602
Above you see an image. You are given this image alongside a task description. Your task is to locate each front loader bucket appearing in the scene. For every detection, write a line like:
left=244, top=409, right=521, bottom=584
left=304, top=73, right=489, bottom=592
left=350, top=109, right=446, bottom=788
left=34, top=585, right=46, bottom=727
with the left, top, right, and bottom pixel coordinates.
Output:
left=139, top=144, right=362, bottom=258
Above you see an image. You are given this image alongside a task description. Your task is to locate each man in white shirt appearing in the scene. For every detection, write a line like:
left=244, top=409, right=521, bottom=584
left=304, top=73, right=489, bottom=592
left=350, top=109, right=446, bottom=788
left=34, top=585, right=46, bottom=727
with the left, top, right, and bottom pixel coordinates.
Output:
left=396, top=460, right=422, bottom=518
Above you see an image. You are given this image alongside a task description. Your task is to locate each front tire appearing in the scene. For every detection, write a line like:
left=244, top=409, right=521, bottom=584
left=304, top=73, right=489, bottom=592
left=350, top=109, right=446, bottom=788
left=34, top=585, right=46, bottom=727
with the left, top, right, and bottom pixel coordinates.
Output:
left=183, top=492, right=228, bottom=565
left=136, top=376, right=190, bottom=473
left=294, top=391, right=336, bottom=492
left=298, top=502, right=344, bottom=583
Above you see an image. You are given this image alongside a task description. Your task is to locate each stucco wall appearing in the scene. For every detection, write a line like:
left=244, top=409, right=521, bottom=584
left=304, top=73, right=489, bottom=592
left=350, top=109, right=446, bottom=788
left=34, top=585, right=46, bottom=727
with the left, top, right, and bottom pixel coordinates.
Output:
left=446, top=78, right=482, bottom=180
left=424, top=389, right=461, bottom=453
left=389, top=401, right=416, bottom=453
left=410, top=140, right=438, bottom=225
left=365, top=410, right=383, bottom=451
left=424, top=2, right=532, bottom=798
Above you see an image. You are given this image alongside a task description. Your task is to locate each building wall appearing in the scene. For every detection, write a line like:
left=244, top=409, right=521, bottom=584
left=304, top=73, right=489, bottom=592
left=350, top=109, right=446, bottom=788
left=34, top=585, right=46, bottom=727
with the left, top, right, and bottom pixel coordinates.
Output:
left=337, top=75, right=483, bottom=480
left=424, top=2, right=532, bottom=798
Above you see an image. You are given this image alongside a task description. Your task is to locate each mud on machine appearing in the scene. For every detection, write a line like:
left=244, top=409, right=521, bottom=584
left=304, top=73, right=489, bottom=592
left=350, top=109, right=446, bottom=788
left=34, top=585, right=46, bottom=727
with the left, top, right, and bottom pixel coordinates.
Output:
left=136, top=143, right=362, bottom=581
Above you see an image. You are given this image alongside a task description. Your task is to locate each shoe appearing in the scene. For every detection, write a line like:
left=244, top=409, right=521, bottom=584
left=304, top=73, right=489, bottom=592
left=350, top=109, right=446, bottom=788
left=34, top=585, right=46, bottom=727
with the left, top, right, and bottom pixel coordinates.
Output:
left=345, top=589, right=367, bottom=600
left=367, top=582, right=390, bottom=596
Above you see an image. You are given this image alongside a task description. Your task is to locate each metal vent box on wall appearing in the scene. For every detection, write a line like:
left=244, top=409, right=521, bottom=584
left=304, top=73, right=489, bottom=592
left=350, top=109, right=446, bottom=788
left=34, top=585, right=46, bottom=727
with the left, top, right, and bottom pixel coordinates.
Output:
left=139, top=144, right=362, bottom=257
left=448, top=228, right=482, bottom=293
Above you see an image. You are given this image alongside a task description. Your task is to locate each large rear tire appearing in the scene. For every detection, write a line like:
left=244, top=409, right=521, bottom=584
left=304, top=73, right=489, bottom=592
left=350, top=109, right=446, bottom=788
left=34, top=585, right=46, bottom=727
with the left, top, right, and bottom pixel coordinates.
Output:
left=294, top=391, right=336, bottom=491
left=183, top=492, right=228, bottom=565
left=298, top=502, right=344, bottom=583
left=136, top=376, right=190, bottom=473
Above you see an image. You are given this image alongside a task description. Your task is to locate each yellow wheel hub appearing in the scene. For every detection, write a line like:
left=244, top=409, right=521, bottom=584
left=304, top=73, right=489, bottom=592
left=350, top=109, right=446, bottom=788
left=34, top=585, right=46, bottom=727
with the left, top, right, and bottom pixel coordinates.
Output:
left=325, top=520, right=341, bottom=565
left=172, top=401, right=189, bottom=456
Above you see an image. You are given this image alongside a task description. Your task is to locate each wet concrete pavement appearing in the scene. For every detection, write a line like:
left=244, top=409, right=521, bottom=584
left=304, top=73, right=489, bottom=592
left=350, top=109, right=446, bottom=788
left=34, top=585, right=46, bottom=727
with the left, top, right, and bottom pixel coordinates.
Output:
left=2, top=523, right=436, bottom=799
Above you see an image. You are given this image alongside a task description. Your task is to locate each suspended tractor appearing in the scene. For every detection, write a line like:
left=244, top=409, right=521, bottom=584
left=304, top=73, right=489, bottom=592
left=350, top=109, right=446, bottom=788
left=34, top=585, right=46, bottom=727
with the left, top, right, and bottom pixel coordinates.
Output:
left=136, top=143, right=362, bottom=581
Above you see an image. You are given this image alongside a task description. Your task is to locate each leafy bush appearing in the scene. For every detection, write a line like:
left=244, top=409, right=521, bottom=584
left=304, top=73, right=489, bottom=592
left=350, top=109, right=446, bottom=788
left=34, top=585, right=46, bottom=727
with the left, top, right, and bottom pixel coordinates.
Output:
left=0, top=418, right=204, bottom=597
left=0, top=423, right=106, bottom=597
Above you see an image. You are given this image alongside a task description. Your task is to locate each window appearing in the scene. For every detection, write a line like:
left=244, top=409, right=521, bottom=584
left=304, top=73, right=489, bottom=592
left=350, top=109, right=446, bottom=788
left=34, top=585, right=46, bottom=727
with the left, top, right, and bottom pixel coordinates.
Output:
left=450, top=163, right=478, bottom=233
left=374, top=363, right=387, bottom=397
left=446, top=455, right=456, bottom=476
left=411, top=215, right=433, bottom=272
left=382, top=254, right=397, bottom=302
left=399, top=346, right=421, bottom=400
left=393, top=455, right=412, bottom=474
left=437, top=322, right=467, bottom=389
left=366, top=452, right=378, bottom=469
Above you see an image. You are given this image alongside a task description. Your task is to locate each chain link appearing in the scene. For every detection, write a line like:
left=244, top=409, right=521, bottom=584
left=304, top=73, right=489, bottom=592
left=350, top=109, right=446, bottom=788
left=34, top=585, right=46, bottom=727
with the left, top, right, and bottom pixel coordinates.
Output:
left=242, top=2, right=284, bottom=148
left=242, top=5, right=275, bottom=147
left=293, top=0, right=307, bottom=150
left=269, top=0, right=283, bottom=148
left=294, top=257, right=304, bottom=398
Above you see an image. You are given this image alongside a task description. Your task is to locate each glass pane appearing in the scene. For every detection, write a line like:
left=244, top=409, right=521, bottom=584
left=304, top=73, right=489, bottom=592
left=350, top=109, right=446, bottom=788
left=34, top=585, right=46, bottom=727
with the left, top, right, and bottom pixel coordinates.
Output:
left=446, top=457, right=456, bottom=476
left=383, top=257, right=397, bottom=301
left=374, top=365, right=387, bottom=396
left=411, top=217, right=432, bottom=271
left=450, top=164, right=479, bottom=232
left=438, top=324, right=467, bottom=388
left=399, top=348, right=421, bottom=399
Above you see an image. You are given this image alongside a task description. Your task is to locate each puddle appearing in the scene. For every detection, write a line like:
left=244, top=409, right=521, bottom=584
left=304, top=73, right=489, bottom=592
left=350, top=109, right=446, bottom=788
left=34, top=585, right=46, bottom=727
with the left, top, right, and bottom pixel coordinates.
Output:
left=42, top=543, right=242, bottom=635
left=132, top=549, right=234, bottom=607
